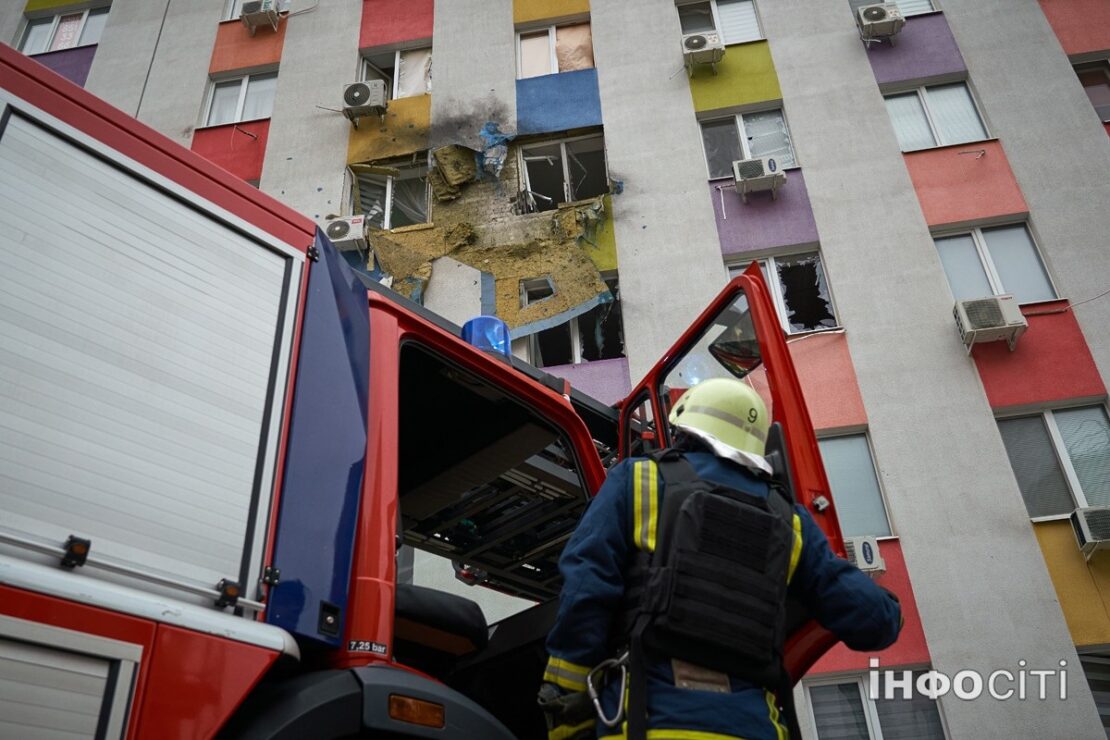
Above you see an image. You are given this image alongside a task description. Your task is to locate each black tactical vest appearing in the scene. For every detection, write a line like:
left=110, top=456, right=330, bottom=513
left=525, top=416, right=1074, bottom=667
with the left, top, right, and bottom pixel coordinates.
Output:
left=617, top=448, right=796, bottom=687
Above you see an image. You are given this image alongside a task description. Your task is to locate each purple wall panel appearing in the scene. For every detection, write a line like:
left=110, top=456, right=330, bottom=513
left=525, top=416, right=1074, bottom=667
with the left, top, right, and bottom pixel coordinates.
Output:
left=711, top=168, right=820, bottom=256
left=29, top=45, right=97, bottom=87
left=545, top=357, right=630, bottom=406
left=866, top=13, right=967, bottom=86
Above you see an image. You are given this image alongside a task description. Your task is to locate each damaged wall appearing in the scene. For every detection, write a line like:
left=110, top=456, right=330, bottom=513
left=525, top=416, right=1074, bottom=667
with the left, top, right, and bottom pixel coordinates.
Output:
left=347, top=94, right=432, bottom=164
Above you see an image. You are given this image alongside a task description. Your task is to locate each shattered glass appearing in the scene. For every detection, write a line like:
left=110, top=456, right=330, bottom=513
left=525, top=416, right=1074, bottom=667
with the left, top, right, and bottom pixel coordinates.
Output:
left=775, top=253, right=836, bottom=332
left=700, top=119, right=742, bottom=179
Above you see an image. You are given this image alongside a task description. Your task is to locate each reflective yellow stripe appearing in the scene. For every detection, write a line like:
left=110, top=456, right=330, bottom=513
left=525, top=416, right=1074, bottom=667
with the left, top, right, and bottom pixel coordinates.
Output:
left=632, top=460, right=659, bottom=553
left=765, top=690, right=788, bottom=740
left=549, top=718, right=594, bottom=740
left=601, top=730, right=751, bottom=740
left=544, top=656, right=590, bottom=692
left=787, top=513, right=803, bottom=584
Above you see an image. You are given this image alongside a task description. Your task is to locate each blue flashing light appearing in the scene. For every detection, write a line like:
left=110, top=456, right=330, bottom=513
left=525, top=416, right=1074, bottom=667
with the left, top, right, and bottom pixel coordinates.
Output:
left=462, top=316, right=513, bottom=360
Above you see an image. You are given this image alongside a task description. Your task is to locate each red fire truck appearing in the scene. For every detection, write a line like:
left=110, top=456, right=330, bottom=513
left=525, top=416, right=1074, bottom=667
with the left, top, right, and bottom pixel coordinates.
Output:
left=0, top=45, right=844, bottom=738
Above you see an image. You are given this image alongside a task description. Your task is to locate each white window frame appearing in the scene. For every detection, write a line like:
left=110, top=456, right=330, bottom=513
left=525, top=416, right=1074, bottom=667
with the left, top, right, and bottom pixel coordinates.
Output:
left=998, top=404, right=1110, bottom=522
left=817, top=430, right=895, bottom=539
left=202, top=71, right=277, bottom=127
left=699, top=108, right=797, bottom=178
left=360, top=47, right=432, bottom=100
left=678, top=0, right=765, bottom=44
left=349, top=158, right=431, bottom=231
left=805, top=671, right=948, bottom=740
left=727, top=250, right=838, bottom=335
left=884, top=82, right=989, bottom=151
left=520, top=273, right=622, bottom=367
left=516, top=27, right=559, bottom=79
left=932, top=223, right=1057, bottom=304
left=19, top=6, right=110, bottom=54
left=520, top=133, right=609, bottom=209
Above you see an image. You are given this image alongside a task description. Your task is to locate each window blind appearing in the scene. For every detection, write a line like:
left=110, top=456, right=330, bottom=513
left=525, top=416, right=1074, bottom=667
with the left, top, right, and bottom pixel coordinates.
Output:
left=895, top=0, right=935, bottom=15
left=997, top=416, right=1074, bottom=517
left=884, top=93, right=936, bottom=151
left=934, top=234, right=992, bottom=301
left=1080, top=656, right=1110, bottom=737
left=875, top=672, right=947, bottom=739
left=810, top=683, right=870, bottom=740
left=1055, top=406, right=1110, bottom=507
left=241, top=73, right=277, bottom=121
left=819, top=435, right=891, bottom=537
left=717, top=0, right=761, bottom=44
left=700, top=119, right=742, bottom=179
left=980, top=225, right=1055, bottom=304
left=925, top=83, right=986, bottom=146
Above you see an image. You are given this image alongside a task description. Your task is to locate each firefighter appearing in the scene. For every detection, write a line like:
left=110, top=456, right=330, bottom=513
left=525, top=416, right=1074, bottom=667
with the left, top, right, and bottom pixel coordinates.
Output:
left=539, top=378, right=902, bottom=740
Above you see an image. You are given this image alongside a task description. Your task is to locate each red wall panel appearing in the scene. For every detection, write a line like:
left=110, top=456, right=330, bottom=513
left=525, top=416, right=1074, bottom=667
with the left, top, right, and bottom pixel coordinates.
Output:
left=973, top=301, right=1106, bottom=410
left=191, top=118, right=270, bottom=183
left=905, top=140, right=1028, bottom=228
left=806, top=540, right=931, bottom=675
left=1038, top=0, right=1110, bottom=57
left=210, top=19, right=286, bottom=75
left=360, top=0, right=434, bottom=50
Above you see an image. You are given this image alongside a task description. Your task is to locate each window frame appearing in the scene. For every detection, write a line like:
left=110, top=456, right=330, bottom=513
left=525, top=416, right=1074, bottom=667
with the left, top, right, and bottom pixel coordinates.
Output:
left=727, top=250, right=838, bottom=335
left=677, top=0, right=765, bottom=45
left=883, top=81, right=990, bottom=152
left=514, top=22, right=594, bottom=80
left=816, top=430, right=895, bottom=540
left=360, top=46, right=432, bottom=100
left=520, top=272, right=623, bottom=368
left=348, top=156, right=431, bottom=232
left=19, top=5, right=110, bottom=55
left=997, top=404, right=1110, bottom=522
left=805, top=670, right=949, bottom=740
left=699, top=107, right=798, bottom=179
left=932, top=222, right=1057, bottom=306
left=202, top=71, right=278, bottom=128
left=520, top=133, right=609, bottom=210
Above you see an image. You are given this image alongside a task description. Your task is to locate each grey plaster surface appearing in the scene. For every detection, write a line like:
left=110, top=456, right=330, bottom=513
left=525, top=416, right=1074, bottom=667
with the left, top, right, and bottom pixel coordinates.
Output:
left=759, top=2, right=1101, bottom=736
left=1, top=5, right=26, bottom=52
left=940, top=0, right=1110, bottom=407
left=259, top=0, right=360, bottom=223
left=425, top=256, right=483, bottom=325
left=429, top=0, right=516, bottom=151
left=591, top=0, right=729, bottom=385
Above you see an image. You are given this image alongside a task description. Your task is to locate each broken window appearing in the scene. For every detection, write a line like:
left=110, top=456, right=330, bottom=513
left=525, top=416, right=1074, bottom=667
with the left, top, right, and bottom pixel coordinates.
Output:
left=700, top=109, right=796, bottom=179
left=362, top=47, right=432, bottom=99
left=521, top=134, right=608, bottom=213
left=517, top=22, right=595, bottom=79
left=729, top=252, right=837, bottom=334
left=351, top=157, right=429, bottom=230
left=521, top=275, right=624, bottom=368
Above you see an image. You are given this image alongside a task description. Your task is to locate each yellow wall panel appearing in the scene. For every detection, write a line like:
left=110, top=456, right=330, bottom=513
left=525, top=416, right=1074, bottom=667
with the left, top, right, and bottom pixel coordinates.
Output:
left=689, top=41, right=781, bottom=114
left=347, top=95, right=431, bottom=164
left=514, top=0, right=589, bottom=25
left=24, top=0, right=87, bottom=12
left=587, top=195, right=617, bottom=272
left=1034, top=520, right=1110, bottom=647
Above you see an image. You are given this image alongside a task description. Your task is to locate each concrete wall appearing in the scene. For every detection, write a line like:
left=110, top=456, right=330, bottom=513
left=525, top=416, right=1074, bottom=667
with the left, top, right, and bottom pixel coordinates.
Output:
left=941, top=0, right=1110, bottom=424
left=0, top=5, right=24, bottom=51
left=85, top=0, right=222, bottom=147
left=260, top=0, right=362, bottom=223
left=760, top=1, right=1101, bottom=736
left=429, top=0, right=516, bottom=151
left=592, top=0, right=728, bottom=383
left=424, top=256, right=483, bottom=324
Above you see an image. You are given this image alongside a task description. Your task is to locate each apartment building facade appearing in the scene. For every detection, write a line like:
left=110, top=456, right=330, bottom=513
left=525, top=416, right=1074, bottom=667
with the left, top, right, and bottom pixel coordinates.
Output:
left=4, top=0, right=1110, bottom=737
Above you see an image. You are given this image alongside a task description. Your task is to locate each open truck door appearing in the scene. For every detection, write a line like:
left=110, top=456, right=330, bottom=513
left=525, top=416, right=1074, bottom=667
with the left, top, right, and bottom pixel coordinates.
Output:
left=617, top=263, right=845, bottom=681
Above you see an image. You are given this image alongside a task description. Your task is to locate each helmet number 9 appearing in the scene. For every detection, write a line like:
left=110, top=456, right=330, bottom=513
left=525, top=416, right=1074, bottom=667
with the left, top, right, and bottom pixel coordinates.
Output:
left=748, top=408, right=758, bottom=423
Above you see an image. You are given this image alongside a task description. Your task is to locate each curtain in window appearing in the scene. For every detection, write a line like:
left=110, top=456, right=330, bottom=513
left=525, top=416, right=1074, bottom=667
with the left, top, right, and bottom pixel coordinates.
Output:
left=997, top=416, right=1074, bottom=517
left=884, top=93, right=935, bottom=151
left=207, top=81, right=241, bottom=126
left=355, top=173, right=388, bottom=229
left=894, top=0, right=935, bottom=15
left=926, top=83, right=986, bottom=146
left=1055, top=406, right=1110, bottom=507
left=742, top=110, right=795, bottom=168
left=980, top=225, right=1055, bottom=304
left=700, top=119, right=742, bottom=179
left=79, top=8, right=110, bottom=46
left=678, top=2, right=716, bottom=34
left=396, top=48, right=432, bottom=98
left=1080, top=656, right=1110, bottom=737
left=520, top=32, right=552, bottom=78
left=242, top=73, right=277, bottom=121
left=717, top=0, right=760, bottom=44
left=875, top=673, right=947, bottom=739
left=809, top=683, right=869, bottom=740
left=819, top=435, right=891, bottom=537
left=934, top=234, right=992, bottom=301
left=775, top=253, right=835, bottom=332
left=555, top=24, right=594, bottom=72
left=49, top=13, right=83, bottom=51
left=390, top=174, right=429, bottom=229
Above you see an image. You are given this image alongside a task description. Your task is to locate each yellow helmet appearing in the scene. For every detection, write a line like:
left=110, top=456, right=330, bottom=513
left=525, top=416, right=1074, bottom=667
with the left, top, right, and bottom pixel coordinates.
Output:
left=668, top=378, right=770, bottom=457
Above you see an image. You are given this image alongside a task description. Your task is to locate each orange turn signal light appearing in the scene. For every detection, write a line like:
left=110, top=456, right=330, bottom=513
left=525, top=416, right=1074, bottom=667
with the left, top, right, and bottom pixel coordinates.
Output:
left=389, top=694, right=445, bottom=729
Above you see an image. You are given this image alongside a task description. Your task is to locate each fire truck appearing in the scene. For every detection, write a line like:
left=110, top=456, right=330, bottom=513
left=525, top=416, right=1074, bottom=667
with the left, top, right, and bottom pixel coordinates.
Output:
left=0, top=45, right=844, bottom=738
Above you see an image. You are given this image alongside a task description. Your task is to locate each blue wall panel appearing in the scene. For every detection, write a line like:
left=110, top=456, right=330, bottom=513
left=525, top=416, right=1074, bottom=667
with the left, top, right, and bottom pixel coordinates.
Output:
left=266, top=230, right=370, bottom=647
left=516, top=68, right=602, bottom=136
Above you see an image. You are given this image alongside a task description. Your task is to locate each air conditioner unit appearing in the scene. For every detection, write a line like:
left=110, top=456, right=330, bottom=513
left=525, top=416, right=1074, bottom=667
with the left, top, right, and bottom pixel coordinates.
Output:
left=324, top=215, right=368, bottom=252
left=732, top=156, right=787, bottom=203
left=343, top=80, right=388, bottom=128
left=682, top=31, right=725, bottom=76
left=858, top=3, right=905, bottom=44
left=845, top=536, right=886, bottom=575
left=953, top=294, right=1027, bottom=353
left=240, top=0, right=279, bottom=35
left=1071, top=507, right=1110, bottom=561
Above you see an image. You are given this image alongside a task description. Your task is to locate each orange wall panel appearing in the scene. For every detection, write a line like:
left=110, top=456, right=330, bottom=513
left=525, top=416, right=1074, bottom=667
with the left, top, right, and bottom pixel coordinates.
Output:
left=904, top=140, right=1027, bottom=228
left=973, top=301, right=1106, bottom=410
left=806, top=540, right=931, bottom=675
left=791, top=332, right=868, bottom=432
left=191, top=119, right=270, bottom=183
left=1038, top=0, right=1110, bottom=57
left=210, top=19, right=286, bottom=75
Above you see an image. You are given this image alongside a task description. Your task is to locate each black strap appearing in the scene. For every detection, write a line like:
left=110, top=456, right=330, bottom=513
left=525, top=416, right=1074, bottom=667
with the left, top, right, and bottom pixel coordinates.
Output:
left=776, top=670, right=803, bottom=740
left=626, top=614, right=651, bottom=740
left=648, top=447, right=700, bottom=484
